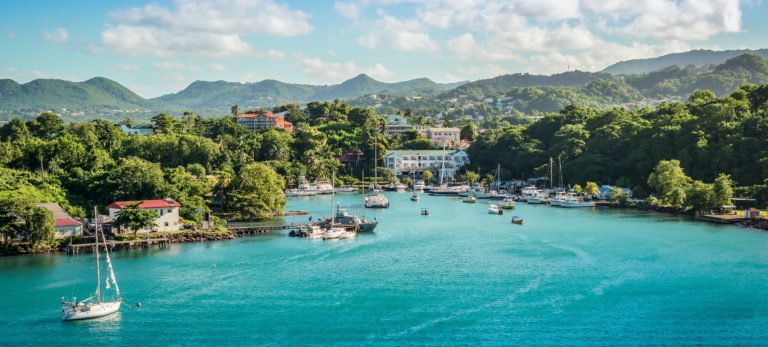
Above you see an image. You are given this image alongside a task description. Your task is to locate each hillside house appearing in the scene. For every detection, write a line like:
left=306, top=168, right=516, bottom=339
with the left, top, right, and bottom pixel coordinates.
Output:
left=107, top=198, right=183, bottom=233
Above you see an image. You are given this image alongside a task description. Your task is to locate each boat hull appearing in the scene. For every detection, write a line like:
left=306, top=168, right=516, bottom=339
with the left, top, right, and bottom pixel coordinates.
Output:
left=62, top=301, right=121, bottom=321
left=561, top=202, right=595, bottom=208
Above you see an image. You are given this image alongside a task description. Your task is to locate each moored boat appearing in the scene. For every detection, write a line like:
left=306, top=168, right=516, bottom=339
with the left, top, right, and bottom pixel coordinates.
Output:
left=62, top=208, right=122, bottom=321
left=526, top=191, right=550, bottom=204
left=560, top=195, right=595, bottom=208
left=488, top=204, right=503, bottom=215
left=463, top=196, right=477, bottom=203
left=511, top=216, right=524, bottom=224
left=499, top=198, right=516, bottom=209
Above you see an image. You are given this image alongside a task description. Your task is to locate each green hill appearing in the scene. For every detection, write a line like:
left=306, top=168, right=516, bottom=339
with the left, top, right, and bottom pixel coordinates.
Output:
left=442, top=71, right=608, bottom=98
left=602, top=49, right=768, bottom=75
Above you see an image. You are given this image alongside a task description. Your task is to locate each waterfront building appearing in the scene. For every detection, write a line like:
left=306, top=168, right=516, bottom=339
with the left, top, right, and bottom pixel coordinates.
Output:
left=119, top=124, right=154, bottom=135
left=107, top=198, right=183, bottom=233
left=35, top=202, right=82, bottom=239
left=236, top=112, right=294, bottom=132
left=384, top=149, right=469, bottom=179
left=598, top=185, right=633, bottom=199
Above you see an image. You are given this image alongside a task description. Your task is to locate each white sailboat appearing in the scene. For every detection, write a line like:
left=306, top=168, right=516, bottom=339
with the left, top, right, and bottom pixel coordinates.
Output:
left=365, top=137, right=390, bottom=208
left=61, top=207, right=122, bottom=321
left=323, top=174, right=349, bottom=240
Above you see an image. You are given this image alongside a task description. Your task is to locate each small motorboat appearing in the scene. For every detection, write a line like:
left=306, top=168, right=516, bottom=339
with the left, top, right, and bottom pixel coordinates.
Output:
left=411, top=193, right=419, bottom=201
left=421, top=208, right=429, bottom=216
left=463, top=196, right=477, bottom=203
left=511, top=216, right=524, bottom=225
left=499, top=198, right=515, bottom=209
left=488, top=204, right=503, bottom=215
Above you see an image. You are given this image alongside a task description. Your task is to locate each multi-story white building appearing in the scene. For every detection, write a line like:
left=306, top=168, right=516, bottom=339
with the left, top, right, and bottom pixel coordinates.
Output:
left=426, top=127, right=461, bottom=147
left=384, top=149, right=470, bottom=180
left=107, top=198, right=183, bottom=233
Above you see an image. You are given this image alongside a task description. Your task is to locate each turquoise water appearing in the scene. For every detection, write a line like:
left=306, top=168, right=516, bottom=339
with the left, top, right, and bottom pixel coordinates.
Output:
left=2, top=192, right=768, bottom=345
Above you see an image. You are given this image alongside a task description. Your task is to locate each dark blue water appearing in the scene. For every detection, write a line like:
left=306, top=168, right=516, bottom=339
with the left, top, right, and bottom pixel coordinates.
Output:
left=1, top=192, right=768, bottom=345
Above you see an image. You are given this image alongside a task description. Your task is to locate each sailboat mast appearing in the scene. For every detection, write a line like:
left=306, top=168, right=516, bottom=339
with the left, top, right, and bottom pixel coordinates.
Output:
left=440, top=144, right=446, bottom=185
left=330, top=173, right=336, bottom=226
left=549, top=157, right=554, bottom=190
left=558, top=154, right=563, bottom=190
left=94, top=206, right=101, bottom=303
left=361, top=171, right=366, bottom=219
left=373, top=136, right=378, bottom=187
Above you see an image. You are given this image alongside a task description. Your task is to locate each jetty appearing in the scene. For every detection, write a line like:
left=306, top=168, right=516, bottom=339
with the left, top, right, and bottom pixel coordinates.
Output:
left=695, top=214, right=745, bottom=224
left=66, top=238, right=170, bottom=255
left=226, top=222, right=304, bottom=236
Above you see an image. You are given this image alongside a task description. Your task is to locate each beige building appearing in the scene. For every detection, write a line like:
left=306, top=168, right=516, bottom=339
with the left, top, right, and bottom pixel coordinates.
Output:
left=107, top=198, right=183, bottom=233
left=427, top=128, right=461, bottom=147
left=35, top=203, right=83, bottom=239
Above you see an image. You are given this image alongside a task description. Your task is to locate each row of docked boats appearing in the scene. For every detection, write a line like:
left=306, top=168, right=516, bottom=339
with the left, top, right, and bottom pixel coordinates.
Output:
left=520, top=186, right=595, bottom=207
left=285, top=176, right=357, bottom=197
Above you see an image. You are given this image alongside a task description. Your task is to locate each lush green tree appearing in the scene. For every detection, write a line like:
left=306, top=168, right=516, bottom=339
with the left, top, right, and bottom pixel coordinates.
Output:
left=712, top=173, right=734, bottom=206
left=229, top=163, right=285, bottom=220
left=28, top=112, right=66, bottom=140
left=91, top=157, right=167, bottom=204
left=462, top=171, right=480, bottom=184
left=573, top=184, right=583, bottom=194
left=585, top=182, right=600, bottom=197
left=423, top=170, right=434, bottom=184
left=460, top=122, right=478, bottom=141
left=648, top=160, right=692, bottom=207
left=151, top=113, right=179, bottom=134
left=686, top=180, right=716, bottom=213
left=0, top=119, right=31, bottom=142
left=113, top=202, right=159, bottom=235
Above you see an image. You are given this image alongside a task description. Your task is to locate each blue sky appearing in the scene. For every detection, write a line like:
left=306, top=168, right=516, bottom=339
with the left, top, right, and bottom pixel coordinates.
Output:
left=0, top=0, right=766, bottom=98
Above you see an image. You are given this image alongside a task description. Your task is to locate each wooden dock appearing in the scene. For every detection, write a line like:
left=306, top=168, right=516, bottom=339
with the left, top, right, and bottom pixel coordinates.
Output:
left=226, top=223, right=303, bottom=236
left=66, top=238, right=170, bottom=255
left=695, top=214, right=745, bottom=224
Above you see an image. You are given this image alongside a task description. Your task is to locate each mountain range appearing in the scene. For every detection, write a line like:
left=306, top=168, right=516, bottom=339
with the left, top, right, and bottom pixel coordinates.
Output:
left=1, top=48, right=767, bottom=121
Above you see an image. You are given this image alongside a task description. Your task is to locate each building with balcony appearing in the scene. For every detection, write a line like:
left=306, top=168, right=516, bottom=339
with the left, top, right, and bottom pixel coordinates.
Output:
left=384, top=149, right=470, bottom=180
left=236, top=112, right=293, bottom=132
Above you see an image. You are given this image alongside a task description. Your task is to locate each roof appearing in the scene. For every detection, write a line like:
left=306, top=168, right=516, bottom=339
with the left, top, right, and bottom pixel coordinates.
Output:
left=385, top=150, right=466, bottom=157
left=35, top=203, right=82, bottom=227
left=55, top=217, right=82, bottom=227
left=107, top=199, right=182, bottom=209
left=428, top=127, right=461, bottom=132
left=237, top=112, right=282, bottom=119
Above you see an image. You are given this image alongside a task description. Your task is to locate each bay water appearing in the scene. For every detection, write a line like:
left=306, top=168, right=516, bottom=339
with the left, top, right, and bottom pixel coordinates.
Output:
left=1, top=192, right=768, bottom=345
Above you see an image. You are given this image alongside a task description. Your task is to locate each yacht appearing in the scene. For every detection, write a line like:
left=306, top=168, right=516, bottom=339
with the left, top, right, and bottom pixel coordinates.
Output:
left=62, top=208, right=122, bottom=321
left=550, top=192, right=567, bottom=206
left=526, top=190, right=550, bottom=204
left=323, top=174, right=352, bottom=240
left=302, top=224, right=325, bottom=239
left=314, top=179, right=334, bottom=194
left=520, top=186, right=538, bottom=201
left=412, top=180, right=426, bottom=191
left=365, top=189, right=390, bottom=208
left=488, top=204, right=504, bottom=215
left=410, top=191, right=420, bottom=201
left=561, top=195, right=596, bottom=208
left=463, top=196, right=477, bottom=203
left=427, top=184, right=470, bottom=196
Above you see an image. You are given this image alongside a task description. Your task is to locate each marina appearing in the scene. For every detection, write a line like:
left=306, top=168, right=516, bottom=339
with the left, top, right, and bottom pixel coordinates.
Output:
left=2, top=192, right=768, bottom=344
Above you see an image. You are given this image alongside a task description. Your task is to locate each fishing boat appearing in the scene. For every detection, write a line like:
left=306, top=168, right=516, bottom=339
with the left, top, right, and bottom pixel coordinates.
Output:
left=488, top=204, right=503, bottom=215
left=320, top=206, right=378, bottom=233
left=560, top=195, right=596, bottom=208
left=61, top=208, right=122, bottom=321
left=511, top=216, right=524, bottom=225
left=301, top=224, right=325, bottom=239
left=499, top=198, right=516, bottom=209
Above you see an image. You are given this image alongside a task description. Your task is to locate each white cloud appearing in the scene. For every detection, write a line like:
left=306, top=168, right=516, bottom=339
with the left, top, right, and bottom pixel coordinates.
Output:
left=300, top=58, right=393, bottom=81
left=43, top=27, right=69, bottom=44
left=117, top=64, right=141, bottom=71
left=257, top=49, right=287, bottom=58
left=152, top=61, right=201, bottom=71
left=335, top=1, right=361, bottom=18
left=210, top=63, right=227, bottom=71
left=101, top=0, right=312, bottom=57
left=358, top=15, right=438, bottom=52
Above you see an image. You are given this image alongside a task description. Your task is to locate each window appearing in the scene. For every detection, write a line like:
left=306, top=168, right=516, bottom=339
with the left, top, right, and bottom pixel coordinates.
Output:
left=164, top=222, right=169, bottom=227
left=167, top=208, right=172, bottom=213
left=159, top=209, right=164, bottom=216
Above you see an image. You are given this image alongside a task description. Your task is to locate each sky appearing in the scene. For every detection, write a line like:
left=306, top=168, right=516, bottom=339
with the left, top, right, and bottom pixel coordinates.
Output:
left=0, top=0, right=766, bottom=98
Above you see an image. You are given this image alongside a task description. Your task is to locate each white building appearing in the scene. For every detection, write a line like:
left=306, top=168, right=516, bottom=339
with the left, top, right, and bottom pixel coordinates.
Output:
left=35, top=203, right=82, bottom=239
left=385, top=149, right=470, bottom=180
left=426, top=128, right=461, bottom=147
left=107, top=198, right=183, bottom=233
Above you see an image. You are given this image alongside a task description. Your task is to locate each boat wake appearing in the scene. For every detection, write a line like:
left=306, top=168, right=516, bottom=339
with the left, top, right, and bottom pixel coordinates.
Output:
left=385, top=273, right=552, bottom=339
